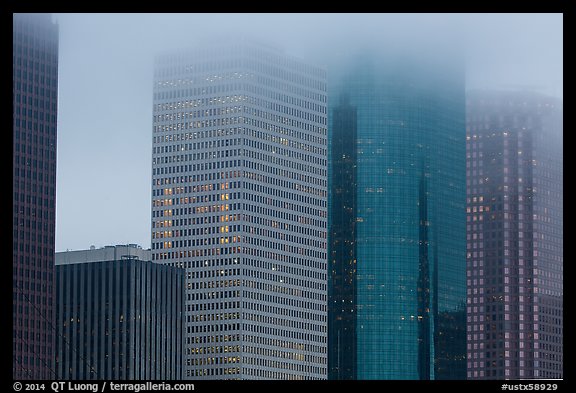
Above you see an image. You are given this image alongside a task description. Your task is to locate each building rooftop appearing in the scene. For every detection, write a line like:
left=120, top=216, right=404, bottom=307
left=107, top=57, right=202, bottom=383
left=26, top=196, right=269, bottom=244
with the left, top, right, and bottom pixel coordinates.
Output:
left=55, top=244, right=151, bottom=265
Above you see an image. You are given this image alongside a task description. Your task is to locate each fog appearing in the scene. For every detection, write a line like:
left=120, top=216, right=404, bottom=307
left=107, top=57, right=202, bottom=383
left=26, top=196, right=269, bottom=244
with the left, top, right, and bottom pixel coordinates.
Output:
left=52, top=13, right=562, bottom=251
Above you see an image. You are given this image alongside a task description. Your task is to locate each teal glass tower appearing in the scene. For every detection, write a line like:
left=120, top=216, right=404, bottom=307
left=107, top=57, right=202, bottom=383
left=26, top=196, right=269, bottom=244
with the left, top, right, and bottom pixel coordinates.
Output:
left=328, top=52, right=467, bottom=380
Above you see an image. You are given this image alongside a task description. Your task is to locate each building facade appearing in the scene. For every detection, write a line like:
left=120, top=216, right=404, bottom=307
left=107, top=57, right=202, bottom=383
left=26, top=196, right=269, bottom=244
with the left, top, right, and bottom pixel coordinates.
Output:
left=328, top=53, right=467, bottom=380
left=466, top=90, right=563, bottom=379
left=55, top=244, right=184, bottom=380
left=13, top=13, right=59, bottom=380
left=151, top=40, right=328, bottom=379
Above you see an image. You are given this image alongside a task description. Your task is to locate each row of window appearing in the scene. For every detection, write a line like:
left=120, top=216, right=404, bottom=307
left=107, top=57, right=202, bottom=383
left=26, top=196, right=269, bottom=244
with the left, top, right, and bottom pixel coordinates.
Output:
left=13, top=146, right=55, bottom=163
left=243, top=234, right=325, bottom=254
left=174, top=257, right=325, bottom=284
left=154, top=95, right=249, bottom=113
left=152, top=139, right=326, bottom=182
left=157, top=45, right=324, bottom=82
left=243, top=279, right=325, bottom=302
left=13, top=228, right=54, bottom=244
left=14, top=187, right=54, bottom=206
left=14, top=241, right=55, bottom=256
left=159, top=53, right=324, bottom=94
left=152, top=246, right=241, bottom=260
left=242, top=345, right=325, bottom=365
left=242, top=313, right=326, bottom=336
left=242, top=364, right=327, bottom=381
left=155, top=70, right=251, bottom=87
left=152, top=185, right=326, bottom=213
left=244, top=101, right=326, bottom=132
left=243, top=169, right=325, bottom=199
left=13, top=53, right=57, bottom=72
left=245, top=222, right=325, bottom=243
left=156, top=182, right=226, bottom=196
left=242, top=334, right=324, bottom=355
left=188, top=312, right=240, bottom=323
left=14, top=118, right=57, bottom=133
left=152, top=202, right=325, bottom=231
left=154, top=77, right=326, bottom=126
left=153, top=137, right=241, bottom=155
left=154, top=83, right=244, bottom=101
left=153, top=158, right=239, bottom=174
left=245, top=123, right=325, bottom=155
left=13, top=46, right=57, bottom=66
left=153, top=235, right=241, bottom=250
left=155, top=52, right=246, bottom=74
left=243, top=143, right=326, bottom=177
left=13, top=82, right=57, bottom=103
left=187, top=289, right=240, bottom=302
left=250, top=69, right=325, bottom=100
left=14, top=216, right=55, bottom=233
left=152, top=193, right=235, bottom=215
left=14, top=151, right=56, bottom=166
left=243, top=300, right=325, bottom=319
left=186, top=368, right=240, bottom=378
left=153, top=170, right=241, bottom=187
left=241, top=247, right=326, bottom=270
left=154, top=103, right=325, bottom=139
left=153, top=126, right=240, bottom=144
left=187, top=356, right=241, bottom=366
left=154, top=114, right=244, bottom=132
left=189, top=301, right=240, bottom=312
left=13, top=170, right=56, bottom=189
left=153, top=84, right=326, bottom=129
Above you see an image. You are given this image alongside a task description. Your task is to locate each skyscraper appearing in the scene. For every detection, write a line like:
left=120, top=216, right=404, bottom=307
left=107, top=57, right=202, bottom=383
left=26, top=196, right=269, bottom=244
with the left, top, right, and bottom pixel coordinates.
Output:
left=466, top=90, right=563, bottom=380
left=151, top=40, right=328, bottom=379
left=328, top=52, right=467, bottom=380
left=13, top=13, right=59, bottom=380
left=55, top=244, right=184, bottom=380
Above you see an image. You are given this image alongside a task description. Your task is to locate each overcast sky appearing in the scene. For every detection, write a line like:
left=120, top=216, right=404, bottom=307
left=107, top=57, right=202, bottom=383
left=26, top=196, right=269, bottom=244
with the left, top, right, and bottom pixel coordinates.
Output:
left=52, top=13, right=563, bottom=252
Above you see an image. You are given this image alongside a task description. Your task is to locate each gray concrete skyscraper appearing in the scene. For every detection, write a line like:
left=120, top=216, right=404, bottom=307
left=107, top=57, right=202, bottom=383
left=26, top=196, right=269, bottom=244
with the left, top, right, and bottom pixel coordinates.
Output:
left=466, top=90, right=563, bottom=379
left=151, top=40, right=328, bottom=379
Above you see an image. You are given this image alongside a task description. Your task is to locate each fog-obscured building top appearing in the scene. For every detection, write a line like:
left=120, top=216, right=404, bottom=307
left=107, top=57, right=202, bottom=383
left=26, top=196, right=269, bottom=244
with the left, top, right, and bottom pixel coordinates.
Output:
left=466, top=90, right=563, bottom=380
left=13, top=12, right=59, bottom=380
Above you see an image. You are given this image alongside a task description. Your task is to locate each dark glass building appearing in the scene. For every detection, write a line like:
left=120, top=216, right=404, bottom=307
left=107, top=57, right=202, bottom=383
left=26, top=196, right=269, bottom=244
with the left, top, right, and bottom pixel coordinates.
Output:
left=13, top=13, right=59, bottom=380
left=466, top=90, right=563, bottom=379
left=328, top=52, right=467, bottom=380
left=55, top=245, right=184, bottom=380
